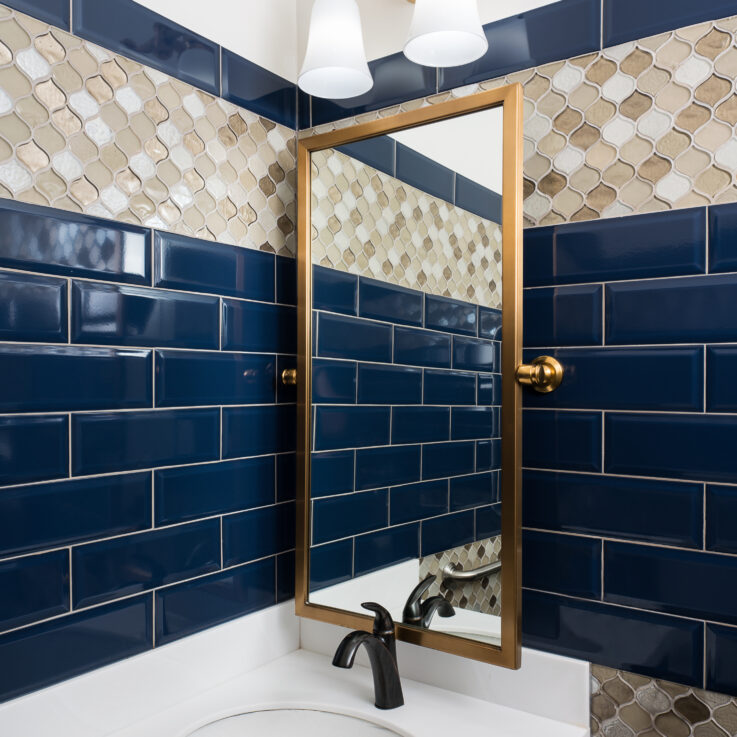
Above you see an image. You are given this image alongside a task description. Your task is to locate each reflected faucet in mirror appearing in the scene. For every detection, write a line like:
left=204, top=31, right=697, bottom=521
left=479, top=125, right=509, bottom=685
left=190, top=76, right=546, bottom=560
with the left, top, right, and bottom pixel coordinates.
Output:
left=403, top=574, right=455, bottom=629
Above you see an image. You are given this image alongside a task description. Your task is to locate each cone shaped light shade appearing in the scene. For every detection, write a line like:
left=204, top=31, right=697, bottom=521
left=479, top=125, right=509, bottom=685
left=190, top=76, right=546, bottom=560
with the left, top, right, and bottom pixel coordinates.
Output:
left=404, top=0, right=488, bottom=68
left=298, top=0, right=373, bottom=99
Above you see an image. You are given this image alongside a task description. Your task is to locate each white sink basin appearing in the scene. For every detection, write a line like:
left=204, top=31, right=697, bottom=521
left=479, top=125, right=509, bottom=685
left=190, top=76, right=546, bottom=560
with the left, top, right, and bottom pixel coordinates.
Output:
left=189, top=709, right=405, bottom=736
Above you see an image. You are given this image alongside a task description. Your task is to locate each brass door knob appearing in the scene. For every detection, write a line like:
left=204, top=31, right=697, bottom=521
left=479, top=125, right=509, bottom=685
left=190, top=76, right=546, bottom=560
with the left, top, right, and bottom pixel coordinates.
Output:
left=516, top=356, right=563, bottom=394
left=281, top=368, right=297, bottom=386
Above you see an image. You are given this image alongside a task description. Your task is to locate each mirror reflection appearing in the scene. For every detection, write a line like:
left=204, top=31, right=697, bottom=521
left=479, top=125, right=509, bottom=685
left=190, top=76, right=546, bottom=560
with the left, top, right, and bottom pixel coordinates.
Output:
left=308, top=107, right=504, bottom=647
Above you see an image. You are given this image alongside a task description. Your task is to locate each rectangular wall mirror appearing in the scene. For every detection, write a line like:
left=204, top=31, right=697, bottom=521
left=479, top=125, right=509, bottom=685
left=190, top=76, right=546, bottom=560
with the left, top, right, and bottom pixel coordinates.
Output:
left=296, top=84, right=524, bottom=668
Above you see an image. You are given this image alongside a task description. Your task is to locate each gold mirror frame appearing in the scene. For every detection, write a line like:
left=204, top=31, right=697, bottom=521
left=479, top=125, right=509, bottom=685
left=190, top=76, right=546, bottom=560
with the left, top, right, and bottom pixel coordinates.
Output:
left=295, top=83, right=524, bottom=669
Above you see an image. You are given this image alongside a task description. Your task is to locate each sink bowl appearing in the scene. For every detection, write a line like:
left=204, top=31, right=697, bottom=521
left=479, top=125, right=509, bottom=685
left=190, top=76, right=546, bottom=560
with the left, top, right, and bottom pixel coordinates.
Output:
left=188, top=709, right=406, bottom=736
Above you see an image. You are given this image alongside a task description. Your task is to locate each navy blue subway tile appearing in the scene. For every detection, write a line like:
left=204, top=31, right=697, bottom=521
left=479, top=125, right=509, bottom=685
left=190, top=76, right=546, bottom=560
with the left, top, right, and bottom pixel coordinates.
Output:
left=155, top=232, right=275, bottom=301
left=222, top=49, right=296, bottom=128
left=393, top=407, right=449, bottom=444
left=709, top=202, right=737, bottom=274
left=0, top=551, right=69, bottom=632
left=394, top=326, right=451, bottom=368
left=0, top=473, right=150, bottom=558
left=297, top=88, right=311, bottom=130
left=4, top=0, right=69, bottom=27
left=0, top=415, right=67, bottom=486
left=522, top=590, right=703, bottom=687
left=155, top=350, right=274, bottom=407
left=0, top=199, right=150, bottom=285
left=455, top=175, right=502, bottom=223
left=360, top=278, right=423, bottom=326
left=424, top=369, right=476, bottom=405
left=222, top=300, right=296, bottom=354
left=439, top=0, right=600, bottom=91
left=354, top=523, right=420, bottom=577
left=523, top=410, right=601, bottom=472
left=390, top=479, right=448, bottom=525
left=603, top=0, right=737, bottom=47
left=0, top=593, right=152, bottom=703
left=395, top=144, right=454, bottom=203
left=313, top=359, right=356, bottom=404
left=318, top=313, right=392, bottom=363
left=276, top=453, right=296, bottom=502
left=223, top=404, right=295, bottom=458
left=523, top=530, right=601, bottom=599
left=357, top=364, right=421, bottom=405
left=313, top=266, right=357, bottom=315
left=310, top=539, right=353, bottom=591
left=607, top=274, right=737, bottom=345
left=155, top=456, right=274, bottom=526
left=72, top=409, right=219, bottom=476
left=0, top=345, right=152, bottom=412
left=707, top=347, right=737, bottom=412
left=476, top=504, right=502, bottom=539
left=606, top=413, right=737, bottom=483
left=311, top=450, right=354, bottom=498
left=453, top=336, right=497, bottom=372
left=155, top=558, right=274, bottom=646
left=336, top=137, right=395, bottom=177
left=479, top=307, right=502, bottom=340
left=523, top=285, right=603, bottom=347
left=706, top=624, right=737, bottom=695
left=450, top=472, right=496, bottom=511
left=422, top=441, right=475, bottom=480
left=706, top=485, right=737, bottom=554
left=223, top=502, right=295, bottom=566
left=72, top=281, right=219, bottom=349
left=524, top=470, right=703, bottom=548
left=72, top=520, right=220, bottom=609
left=421, top=510, right=474, bottom=556
left=476, top=438, right=502, bottom=472
left=312, top=489, right=388, bottom=545
left=477, top=373, right=501, bottom=406
left=0, top=271, right=67, bottom=343
left=524, top=208, right=706, bottom=287
left=523, top=347, right=703, bottom=411
left=276, top=256, right=297, bottom=306
left=310, top=52, right=436, bottom=126
left=276, top=550, right=295, bottom=603
left=425, top=295, right=477, bottom=336
left=452, top=406, right=498, bottom=440
left=72, top=0, right=219, bottom=94
left=605, top=542, right=737, bottom=626
left=355, top=445, right=421, bottom=491
left=314, top=406, right=389, bottom=451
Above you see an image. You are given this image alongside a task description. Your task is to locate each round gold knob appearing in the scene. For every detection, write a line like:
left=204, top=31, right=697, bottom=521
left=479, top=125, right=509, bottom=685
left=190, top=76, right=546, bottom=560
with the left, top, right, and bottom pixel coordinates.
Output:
left=281, top=368, right=298, bottom=386
left=515, top=356, right=563, bottom=394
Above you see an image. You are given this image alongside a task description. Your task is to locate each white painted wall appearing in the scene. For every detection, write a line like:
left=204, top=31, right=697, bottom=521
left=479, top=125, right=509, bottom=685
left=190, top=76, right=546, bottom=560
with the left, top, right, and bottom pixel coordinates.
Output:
left=135, top=0, right=560, bottom=83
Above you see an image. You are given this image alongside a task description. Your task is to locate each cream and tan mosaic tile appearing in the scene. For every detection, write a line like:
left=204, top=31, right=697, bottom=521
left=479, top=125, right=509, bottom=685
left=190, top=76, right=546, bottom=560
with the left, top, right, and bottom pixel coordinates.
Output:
left=302, top=15, right=737, bottom=229
left=0, top=5, right=296, bottom=254
left=592, top=665, right=737, bottom=737
left=419, top=535, right=502, bottom=617
left=311, top=147, right=503, bottom=307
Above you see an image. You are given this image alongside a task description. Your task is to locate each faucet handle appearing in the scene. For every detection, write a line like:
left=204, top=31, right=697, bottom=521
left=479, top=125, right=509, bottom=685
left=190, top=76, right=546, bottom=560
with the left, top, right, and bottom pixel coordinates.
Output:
left=361, top=602, right=395, bottom=637
left=402, top=574, right=436, bottom=625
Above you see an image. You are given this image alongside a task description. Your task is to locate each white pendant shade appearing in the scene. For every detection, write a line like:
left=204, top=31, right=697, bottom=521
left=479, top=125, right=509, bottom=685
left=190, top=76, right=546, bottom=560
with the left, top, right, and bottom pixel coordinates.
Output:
left=404, top=0, right=488, bottom=68
left=298, top=0, right=373, bottom=99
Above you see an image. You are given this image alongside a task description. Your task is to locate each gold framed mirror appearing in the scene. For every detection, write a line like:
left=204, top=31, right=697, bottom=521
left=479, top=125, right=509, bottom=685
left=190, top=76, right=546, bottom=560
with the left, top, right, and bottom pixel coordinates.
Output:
left=295, top=83, right=523, bottom=668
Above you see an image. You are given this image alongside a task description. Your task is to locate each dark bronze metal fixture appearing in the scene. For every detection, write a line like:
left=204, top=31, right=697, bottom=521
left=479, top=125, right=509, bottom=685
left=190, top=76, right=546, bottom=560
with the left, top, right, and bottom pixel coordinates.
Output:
left=402, top=575, right=455, bottom=629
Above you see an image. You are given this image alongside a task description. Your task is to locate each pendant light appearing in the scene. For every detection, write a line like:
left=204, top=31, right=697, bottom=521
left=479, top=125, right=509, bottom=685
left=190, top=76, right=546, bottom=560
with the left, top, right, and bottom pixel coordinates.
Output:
left=298, top=0, right=373, bottom=99
left=404, top=0, right=488, bottom=68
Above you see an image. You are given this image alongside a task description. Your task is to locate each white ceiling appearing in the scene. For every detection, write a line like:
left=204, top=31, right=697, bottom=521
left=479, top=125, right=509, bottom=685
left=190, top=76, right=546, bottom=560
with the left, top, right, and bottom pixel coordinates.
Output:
left=135, top=0, right=561, bottom=83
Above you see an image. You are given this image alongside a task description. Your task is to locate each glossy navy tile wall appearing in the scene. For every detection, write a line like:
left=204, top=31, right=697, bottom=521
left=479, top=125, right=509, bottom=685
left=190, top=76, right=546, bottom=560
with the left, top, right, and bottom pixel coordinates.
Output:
left=603, top=0, right=737, bottom=46
left=394, top=326, right=451, bottom=368
left=313, top=266, right=357, bottom=315
left=395, top=144, right=454, bottom=203
left=317, top=313, right=392, bottom=363
left=523, top=409, right=601, bottom=472
left=72, top=0, right=219, bottom=94
left=706, top=624, right=737, bottom=694
left=706, top=347, right=737, bottom=411
left=360, top=278, right=423, bottom=326
left=311, top=451, right=354, bottom=498
left=358, top=364, right=421, bottom=405
left=355, top=445, right=421, bottom=490
left=222, top=404, right=295, bottom=458
left=312, top=489, right=388, bottom=545
left=390, top=480, right=448, bottom=525
left=354, top=524, right=420, bottom=576
left=0, top=199, right=150, bottom=284
left=223, top=503, right=295, bottom=566
left=0, top=272, right=67, bottom=343
left=0, top=414, right=67, bottom=486
left=4, top=0, right=68, bottom=27
left=523, top=285, right=602, bottom=347
left=336, top=137, right=395, bottom=178
left=309, top=539, right=353, bottom=592
left=421, top=510, right=474, bottom=556
left=708, top=202, right=737, bottom=273
left=706, top=485, right=737, bottom=554
left=222, top=300, right=296, bottom=354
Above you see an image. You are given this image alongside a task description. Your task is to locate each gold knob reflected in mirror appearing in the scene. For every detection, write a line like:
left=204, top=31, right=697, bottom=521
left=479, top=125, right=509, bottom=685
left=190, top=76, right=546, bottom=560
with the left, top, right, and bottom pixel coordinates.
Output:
left=281, top=368, right=298, bottom=386
left=516, top=356, right=564, bottom=394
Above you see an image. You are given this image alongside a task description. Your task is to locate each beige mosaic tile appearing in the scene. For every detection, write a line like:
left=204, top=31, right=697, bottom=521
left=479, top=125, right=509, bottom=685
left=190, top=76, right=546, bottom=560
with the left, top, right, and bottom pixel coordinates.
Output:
left=419, top=535, right=502, bottom=617
left=310, top=147, right=503, bottom=308
left=592, top=665, right=737, bottom=737
left=0, top=6, right=296, bottom=254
